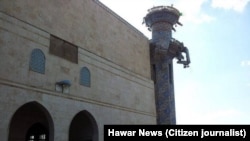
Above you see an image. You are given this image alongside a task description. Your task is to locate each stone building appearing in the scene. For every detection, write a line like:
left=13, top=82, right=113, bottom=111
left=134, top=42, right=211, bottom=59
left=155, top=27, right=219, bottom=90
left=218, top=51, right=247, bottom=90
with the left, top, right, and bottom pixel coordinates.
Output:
left=0, top=0, right=190, bottom=141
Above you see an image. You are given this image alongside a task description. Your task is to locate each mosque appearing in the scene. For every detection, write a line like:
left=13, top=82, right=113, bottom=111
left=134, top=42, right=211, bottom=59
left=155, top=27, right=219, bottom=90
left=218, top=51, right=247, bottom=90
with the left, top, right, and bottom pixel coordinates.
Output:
left=0, top=0, right=190, bottom=140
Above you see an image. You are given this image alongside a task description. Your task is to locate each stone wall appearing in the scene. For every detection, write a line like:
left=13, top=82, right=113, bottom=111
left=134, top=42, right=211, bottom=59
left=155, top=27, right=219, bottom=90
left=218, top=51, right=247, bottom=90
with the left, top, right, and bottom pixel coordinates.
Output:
left=0, top=0, right=156, bottom=140
left=0, top=0, right=151, bottom=78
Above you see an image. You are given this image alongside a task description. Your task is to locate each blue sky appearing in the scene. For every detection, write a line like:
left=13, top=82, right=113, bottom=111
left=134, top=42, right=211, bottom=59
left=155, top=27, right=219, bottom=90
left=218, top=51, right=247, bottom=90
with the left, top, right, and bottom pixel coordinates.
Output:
left=99, top=0, right=250, bottom=124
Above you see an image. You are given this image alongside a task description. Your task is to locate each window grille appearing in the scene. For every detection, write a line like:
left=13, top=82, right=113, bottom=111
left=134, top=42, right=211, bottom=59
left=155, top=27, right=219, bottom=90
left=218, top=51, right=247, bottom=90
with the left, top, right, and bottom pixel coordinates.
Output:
left=30, top=49, right=45, bottom=74
left=80, top=67, right=90, bottom=87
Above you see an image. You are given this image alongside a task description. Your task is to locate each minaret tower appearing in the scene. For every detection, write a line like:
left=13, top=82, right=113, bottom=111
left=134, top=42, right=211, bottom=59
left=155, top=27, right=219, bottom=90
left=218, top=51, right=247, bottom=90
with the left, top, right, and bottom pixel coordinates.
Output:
left=144, top=6, right=191, bottom=124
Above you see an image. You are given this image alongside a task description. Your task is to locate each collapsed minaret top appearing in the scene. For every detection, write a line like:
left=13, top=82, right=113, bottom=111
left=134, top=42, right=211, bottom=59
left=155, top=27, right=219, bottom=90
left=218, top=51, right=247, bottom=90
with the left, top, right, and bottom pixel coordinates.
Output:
left=143, top=5, right=183, bottom=32
left=143, top=5, right=190, bottom=68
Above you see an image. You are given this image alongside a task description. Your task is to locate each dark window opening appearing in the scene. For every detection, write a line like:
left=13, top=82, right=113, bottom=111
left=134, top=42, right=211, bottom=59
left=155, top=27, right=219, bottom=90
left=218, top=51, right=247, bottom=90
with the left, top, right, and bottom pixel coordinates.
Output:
left=49, top=35, right=78, bottom=63
left=25, top=123, right=48, bottom=141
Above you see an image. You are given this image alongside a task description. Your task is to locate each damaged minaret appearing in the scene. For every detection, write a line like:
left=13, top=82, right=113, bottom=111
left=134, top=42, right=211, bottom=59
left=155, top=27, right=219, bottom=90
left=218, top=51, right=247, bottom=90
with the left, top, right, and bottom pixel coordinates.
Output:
left=144, top=5, right=191, bottom=124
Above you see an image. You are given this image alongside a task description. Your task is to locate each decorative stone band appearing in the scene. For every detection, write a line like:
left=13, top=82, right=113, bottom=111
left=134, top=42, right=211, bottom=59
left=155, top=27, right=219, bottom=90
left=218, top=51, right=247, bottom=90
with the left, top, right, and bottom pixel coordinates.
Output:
left=152, top=22, right=172, bottom=31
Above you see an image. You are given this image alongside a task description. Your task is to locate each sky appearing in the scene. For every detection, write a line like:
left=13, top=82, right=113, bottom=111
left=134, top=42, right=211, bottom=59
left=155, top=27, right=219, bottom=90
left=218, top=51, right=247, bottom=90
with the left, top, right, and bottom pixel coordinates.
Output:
left=99, top=0, right=250, bottom=124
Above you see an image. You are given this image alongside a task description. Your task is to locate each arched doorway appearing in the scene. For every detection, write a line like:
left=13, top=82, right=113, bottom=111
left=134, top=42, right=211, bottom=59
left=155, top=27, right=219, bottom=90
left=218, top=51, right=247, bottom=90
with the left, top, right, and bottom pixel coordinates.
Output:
left=8, top=101, right=54, bottom=141
left=69, top=110, right=98, bottom=141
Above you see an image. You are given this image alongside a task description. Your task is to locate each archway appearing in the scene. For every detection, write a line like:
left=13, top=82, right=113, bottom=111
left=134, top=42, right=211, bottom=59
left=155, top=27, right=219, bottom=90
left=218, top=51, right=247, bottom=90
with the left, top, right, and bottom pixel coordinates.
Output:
left=8, top=101, right=54, bottom=141
left=69, top=110, right=98, bottom=141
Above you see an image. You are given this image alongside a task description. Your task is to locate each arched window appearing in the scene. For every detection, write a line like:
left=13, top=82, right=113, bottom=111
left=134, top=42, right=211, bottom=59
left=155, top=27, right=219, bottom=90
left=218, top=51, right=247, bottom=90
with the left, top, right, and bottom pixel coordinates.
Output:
left=80, top=67, right=90, bottom=87
left=29, top=49, right=45, bottom=74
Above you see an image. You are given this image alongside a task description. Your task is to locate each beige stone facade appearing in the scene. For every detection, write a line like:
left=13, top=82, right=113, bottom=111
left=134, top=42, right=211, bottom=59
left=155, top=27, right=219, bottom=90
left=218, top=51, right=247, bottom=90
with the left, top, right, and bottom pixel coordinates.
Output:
left=0, top=0, right=156, bottom=141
